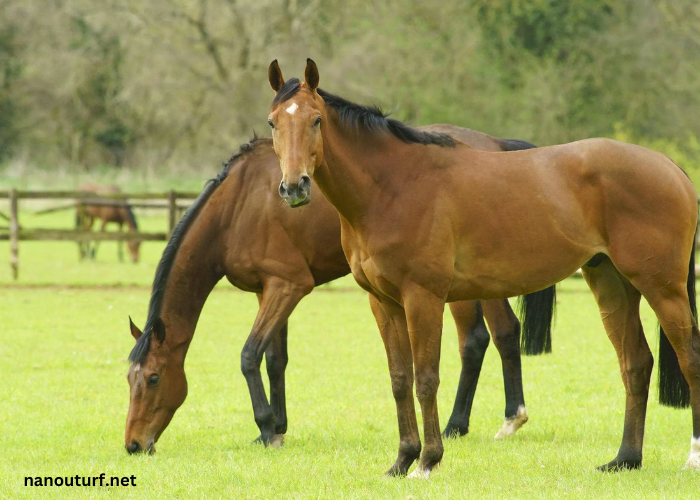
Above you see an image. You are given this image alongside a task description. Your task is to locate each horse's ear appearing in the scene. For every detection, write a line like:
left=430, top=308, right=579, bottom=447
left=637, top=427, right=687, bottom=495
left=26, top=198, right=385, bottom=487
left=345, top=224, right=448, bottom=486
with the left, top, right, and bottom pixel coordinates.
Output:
left=129, top=316, right=142, bottom=341
left=269, top=60, right=285, bottom=92
left=305, top=58, right=319, bottom=91
left=152, top=317, right=166, bottom=344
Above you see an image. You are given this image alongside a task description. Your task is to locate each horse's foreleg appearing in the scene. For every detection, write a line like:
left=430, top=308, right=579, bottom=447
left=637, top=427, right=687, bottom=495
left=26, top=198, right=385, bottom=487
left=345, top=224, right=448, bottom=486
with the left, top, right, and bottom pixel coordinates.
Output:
left=482, top=299, right=528, bottom=439
left=241, top=279, right=309, bottom=447
left=264, top=315, right=289, bottom=435
left=583, top=258, right=650, bottom=471
left=442, top=300, right=489, bottom=438
left=403, top=287, right=445, bottom=478
left=92, top=219, right=107, bottom=260
left=369, top=294, right=420, bottom=477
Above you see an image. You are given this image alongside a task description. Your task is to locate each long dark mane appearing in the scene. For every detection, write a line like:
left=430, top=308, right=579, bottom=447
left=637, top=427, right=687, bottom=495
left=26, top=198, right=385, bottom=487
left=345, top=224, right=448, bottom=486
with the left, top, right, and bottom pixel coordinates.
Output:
left=271, top=78, right=455, bottom=147
left=128, top=136, right=263, bottom=363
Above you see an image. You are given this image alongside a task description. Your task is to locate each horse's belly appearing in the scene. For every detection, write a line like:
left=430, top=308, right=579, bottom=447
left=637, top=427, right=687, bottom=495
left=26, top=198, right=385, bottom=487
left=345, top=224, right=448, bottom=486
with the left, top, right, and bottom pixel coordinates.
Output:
left=448, top=238, right=595, bottom=301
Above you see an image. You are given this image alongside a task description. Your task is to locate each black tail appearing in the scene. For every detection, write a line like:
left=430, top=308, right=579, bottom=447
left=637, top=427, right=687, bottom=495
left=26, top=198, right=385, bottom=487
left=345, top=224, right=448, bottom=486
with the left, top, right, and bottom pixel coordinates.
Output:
left=517, top=285, right=556, bottom=355
left=658, top=231, right=696, bottom=408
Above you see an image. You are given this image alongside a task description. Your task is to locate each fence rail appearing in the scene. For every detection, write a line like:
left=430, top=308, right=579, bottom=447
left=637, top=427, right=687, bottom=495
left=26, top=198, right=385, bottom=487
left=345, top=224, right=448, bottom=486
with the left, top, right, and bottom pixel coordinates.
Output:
left=0, top=189, right=200, bottom=279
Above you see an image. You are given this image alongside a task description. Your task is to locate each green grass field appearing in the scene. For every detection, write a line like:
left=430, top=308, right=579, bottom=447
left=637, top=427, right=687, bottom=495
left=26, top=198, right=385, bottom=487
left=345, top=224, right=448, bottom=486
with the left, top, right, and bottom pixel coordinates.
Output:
left=0, top=225, right=698, bottom=498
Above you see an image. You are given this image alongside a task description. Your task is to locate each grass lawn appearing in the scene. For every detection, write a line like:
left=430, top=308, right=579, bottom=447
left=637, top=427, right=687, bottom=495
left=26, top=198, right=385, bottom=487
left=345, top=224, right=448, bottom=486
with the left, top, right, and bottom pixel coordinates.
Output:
left=0, top=237, right=698, bottom=498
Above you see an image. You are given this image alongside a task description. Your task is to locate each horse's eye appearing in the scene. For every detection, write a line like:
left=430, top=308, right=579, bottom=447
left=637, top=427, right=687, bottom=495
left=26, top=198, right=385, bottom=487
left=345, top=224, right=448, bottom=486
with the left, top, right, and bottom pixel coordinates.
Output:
left=147, top=374, right=160, bottom=387
left=314, top=116, right=321, bottom=126
left=268, top=120, right=275, bottom=129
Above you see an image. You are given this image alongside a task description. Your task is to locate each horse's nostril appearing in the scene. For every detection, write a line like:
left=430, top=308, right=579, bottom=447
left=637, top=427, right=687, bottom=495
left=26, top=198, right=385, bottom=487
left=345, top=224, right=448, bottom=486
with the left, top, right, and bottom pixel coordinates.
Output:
left=126, top=440, right=142, bottom=454
left=300, top=175, right=311, bottom=189
left=279, top=181, right=288, bottom=197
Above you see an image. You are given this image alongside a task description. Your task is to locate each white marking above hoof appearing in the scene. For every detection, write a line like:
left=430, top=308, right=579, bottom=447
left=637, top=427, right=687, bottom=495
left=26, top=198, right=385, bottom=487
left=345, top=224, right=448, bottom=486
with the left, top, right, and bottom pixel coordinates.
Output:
left=270, top=434, right=285, bottom=449
left=407, top=467, right=430, bottom=479
left=494, top=405, right=529, bottom=439
left=286, top=102, right=298, bottom=115
left=683, top=436, right=700, bottom=470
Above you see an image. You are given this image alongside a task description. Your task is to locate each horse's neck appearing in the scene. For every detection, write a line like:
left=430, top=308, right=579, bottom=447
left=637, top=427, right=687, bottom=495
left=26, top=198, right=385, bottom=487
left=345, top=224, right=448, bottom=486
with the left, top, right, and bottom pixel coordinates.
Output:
left=314, top=117, right=390, bottom=225
left=159, top=209, right=223, bottom=357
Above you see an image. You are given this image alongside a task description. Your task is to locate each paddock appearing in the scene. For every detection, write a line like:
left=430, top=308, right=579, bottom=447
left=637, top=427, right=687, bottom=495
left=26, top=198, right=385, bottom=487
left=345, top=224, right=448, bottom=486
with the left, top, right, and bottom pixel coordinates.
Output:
left=0, top=228, right=697, bottom=498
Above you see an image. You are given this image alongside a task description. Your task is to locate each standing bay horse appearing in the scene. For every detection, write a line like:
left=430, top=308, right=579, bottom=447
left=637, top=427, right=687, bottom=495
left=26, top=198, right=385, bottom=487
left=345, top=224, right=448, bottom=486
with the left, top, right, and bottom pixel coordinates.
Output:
left=267, top=59, right=700, bottom=476
left=77, top=183, right=140, bottom=263
left=124, top=132, right=554, bottom=454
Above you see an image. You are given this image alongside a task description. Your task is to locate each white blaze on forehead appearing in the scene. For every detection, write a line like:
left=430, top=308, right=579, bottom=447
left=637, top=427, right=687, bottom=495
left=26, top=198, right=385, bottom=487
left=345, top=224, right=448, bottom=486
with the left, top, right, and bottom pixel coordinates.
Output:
left=286, top=102, right=299, bottom=115
left=134, top=364, right=141, bottom=373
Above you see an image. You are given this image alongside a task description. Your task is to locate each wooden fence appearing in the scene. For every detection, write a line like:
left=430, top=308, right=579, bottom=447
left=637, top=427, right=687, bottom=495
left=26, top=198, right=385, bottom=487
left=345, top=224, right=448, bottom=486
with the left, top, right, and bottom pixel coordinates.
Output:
left=0, top=189, right=200, bottom=279
left=2, top=189, right=700, bottom=282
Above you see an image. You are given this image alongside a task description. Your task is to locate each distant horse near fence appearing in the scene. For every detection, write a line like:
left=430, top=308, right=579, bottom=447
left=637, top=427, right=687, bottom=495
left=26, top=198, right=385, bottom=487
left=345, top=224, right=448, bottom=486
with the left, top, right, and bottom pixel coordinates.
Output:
left=76, top=183, right=140, bottom=263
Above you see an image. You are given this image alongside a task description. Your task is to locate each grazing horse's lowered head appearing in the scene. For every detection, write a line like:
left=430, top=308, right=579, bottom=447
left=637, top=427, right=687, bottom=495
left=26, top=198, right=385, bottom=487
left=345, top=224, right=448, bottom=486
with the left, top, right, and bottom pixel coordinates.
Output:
left=124, top=317, right=187, bottom=454
left=267, top=59, right=324, bottom=207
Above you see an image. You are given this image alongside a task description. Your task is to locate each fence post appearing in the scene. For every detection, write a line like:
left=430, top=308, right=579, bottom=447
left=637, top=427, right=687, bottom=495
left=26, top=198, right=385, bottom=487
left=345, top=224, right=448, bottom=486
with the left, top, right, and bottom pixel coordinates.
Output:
left=168, top=190, right=177, bottom=239
left=10, top=189, right=19, bottom=280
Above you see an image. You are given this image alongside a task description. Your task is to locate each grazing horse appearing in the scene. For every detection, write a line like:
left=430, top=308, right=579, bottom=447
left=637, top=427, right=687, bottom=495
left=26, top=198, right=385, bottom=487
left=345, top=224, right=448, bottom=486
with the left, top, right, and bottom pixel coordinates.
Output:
left=77, top=183, right=140, bottom=263
left=124, top=131, right=553, bottom=454
left=267, top=59, right=700, bottom=476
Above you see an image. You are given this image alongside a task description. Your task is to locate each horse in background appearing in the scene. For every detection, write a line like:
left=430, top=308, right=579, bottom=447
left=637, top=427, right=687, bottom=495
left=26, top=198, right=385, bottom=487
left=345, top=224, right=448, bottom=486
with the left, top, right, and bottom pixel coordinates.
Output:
left=76, top=183, right=140, bottom=263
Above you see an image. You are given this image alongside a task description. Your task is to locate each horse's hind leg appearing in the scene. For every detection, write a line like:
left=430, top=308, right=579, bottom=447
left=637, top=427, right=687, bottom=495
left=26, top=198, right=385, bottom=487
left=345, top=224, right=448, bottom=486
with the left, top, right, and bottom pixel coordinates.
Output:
left=265, top=320, right=289, bottom=435
left=582, top=258, right=652, bottom=471
left=482, top=299, right=528, bottom=439
left=635, top=280, right=700, bottom=469
left=442, top=300, right=489, bottom=438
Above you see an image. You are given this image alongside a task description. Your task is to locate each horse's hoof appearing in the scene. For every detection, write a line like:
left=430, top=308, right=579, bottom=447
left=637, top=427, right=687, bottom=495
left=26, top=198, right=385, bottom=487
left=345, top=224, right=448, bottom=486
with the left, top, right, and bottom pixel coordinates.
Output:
left=270, top=434, right=285, bottom=449
left=407, top=466, right=430, bottom=479
left=252, top=434, right=284, bottom=448
left=441, top=424, right=467, bottom=439
left=494, top=405, right=528, bottom=439
left=684, top=437, right=700, bottom=470
left=596, top=458, right=642, bottom=472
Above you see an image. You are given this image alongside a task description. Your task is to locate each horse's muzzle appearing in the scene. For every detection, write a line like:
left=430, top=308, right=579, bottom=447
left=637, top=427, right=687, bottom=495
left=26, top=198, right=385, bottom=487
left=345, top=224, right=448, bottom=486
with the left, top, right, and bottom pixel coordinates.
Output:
left=279, top=175, right=311, bottom=207
left=126, top=440, right=142, bottom=454
left=125, top=439, right=155, bottom=455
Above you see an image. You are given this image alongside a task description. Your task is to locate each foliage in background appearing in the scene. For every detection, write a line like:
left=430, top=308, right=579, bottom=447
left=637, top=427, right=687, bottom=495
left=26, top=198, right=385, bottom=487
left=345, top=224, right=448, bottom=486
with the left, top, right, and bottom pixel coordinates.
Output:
left=1, top=0, right=700, bottom=183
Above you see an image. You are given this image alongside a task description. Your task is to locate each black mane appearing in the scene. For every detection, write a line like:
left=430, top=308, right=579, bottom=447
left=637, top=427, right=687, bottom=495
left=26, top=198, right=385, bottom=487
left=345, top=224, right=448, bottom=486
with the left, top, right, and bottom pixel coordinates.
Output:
left=270, top=79, right=454, bottom=147
left=128, top=136, right=263, bottom=363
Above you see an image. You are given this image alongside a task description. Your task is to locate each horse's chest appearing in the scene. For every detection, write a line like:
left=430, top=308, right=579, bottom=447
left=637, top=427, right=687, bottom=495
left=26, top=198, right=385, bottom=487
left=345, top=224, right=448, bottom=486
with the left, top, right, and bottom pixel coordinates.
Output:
left=341, top=232, right=402, bottom=302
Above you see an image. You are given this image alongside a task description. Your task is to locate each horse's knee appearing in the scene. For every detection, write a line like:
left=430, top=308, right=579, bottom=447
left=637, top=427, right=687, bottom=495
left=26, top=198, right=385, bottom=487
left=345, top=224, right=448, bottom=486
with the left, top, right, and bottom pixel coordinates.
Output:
left=390, top=371, right=413, bottom=400
left=625, top=352, right=654, bottom=393
left=463, top=321, right=490, bottom=359
left=241, top=346, right=260, bottom=377
left=415, top=369, right=439, bottom=401
left=491, top=321, right=521, bottom=357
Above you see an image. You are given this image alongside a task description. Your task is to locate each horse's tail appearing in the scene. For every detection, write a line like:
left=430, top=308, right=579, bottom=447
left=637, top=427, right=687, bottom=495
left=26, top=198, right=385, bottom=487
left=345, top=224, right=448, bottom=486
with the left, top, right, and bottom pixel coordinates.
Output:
left=658, top=230, right=696, bottom=408
left=517, top=286, right=556, bottom=355
left=125, top=204, right=138, bottom=230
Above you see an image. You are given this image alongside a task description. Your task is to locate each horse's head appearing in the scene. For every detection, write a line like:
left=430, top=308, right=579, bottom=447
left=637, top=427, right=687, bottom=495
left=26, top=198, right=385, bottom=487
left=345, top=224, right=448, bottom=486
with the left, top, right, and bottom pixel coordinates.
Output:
left=125, top=317, right=187, bottom=454
left=267, top=58, right=325, bottom=207
left=127, top=241, right=140, bottom=263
